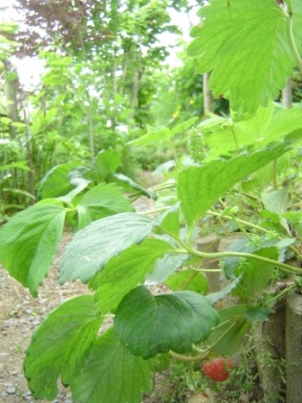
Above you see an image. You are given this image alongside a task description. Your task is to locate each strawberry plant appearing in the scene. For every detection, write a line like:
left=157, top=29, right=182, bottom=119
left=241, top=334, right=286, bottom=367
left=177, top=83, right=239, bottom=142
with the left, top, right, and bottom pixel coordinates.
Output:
left=0, top=0, right=302, bottom=402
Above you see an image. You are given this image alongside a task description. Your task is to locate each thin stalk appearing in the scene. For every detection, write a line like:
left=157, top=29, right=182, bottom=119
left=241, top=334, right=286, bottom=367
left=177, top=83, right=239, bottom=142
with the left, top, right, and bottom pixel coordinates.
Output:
left=76, top=15, right=95, bottom=164
left=273, top=159, right=278, bottom=190
left=169, top=320, right=239, bottom=363
left=174, top=242, right=302, bottom=275
left=265, top=283, right=296, bottom=306
left=149, top=181, right=176, bottom=192
left=24, top=108, right=35, bottom=204
left=142, top=206, right=172, bottom=215
left=208, top=210, right=302, bottom=259
left=286, top=0, right=302, bottom=74
left=230, top=124, right=239, bottom=153
left=169, top=350, right=210, bottom=362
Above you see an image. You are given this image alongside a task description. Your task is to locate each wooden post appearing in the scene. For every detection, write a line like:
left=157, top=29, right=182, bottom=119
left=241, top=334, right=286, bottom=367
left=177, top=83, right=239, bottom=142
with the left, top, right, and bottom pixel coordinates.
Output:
left=286, top=292, right=302, bottom=403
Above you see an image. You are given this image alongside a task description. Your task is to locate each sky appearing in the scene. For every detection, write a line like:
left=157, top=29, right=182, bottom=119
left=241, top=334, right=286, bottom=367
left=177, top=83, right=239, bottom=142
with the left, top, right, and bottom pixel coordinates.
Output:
left=1, top=1, right=200, bottom=89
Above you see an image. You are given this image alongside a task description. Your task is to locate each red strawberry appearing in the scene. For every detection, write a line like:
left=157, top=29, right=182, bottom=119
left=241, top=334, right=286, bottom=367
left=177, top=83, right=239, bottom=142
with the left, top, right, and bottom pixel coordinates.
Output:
left=202, top=357, right=232, bottom=382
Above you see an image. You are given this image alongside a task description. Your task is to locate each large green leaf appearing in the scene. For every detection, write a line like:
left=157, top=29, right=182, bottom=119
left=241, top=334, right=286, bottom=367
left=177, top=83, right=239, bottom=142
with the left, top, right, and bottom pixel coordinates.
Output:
left=208, top=305, right=250, bottom=356
left=24, top=295, right=103, bottom=400
left=127, top=118, right=198, bottom=146
left=187, top=0, right=299, bottom=113
left=77, top=183, right=134, bottom=229
left=0, top=204, right=66, bottom=296
left=114, top=286, right=219, bottom=359
left=94, top=149, right=121, bottom=182
left=262, top=189, right=288, bottom=215
left=177, top=144, right=289, bottom=228
left=59, top=213, right=153, bottom=284
left=71, top=328, right=152, bottom=403
left=37, top=162, right=87, bottom=199
left=165, top=269, right=208, bottom=294
left=235, top=247, right=279, bottom=300
left=170, top=117, right=199, bottom=135
left=91, top=238, right=174, bottom=313
left=144, top=250, right=188, bottom=285
left=111, top=173, right=157, bottom=200
left=262, top=189, right=290, bottom=233
left=127, top=127, right=170, bottom=146
left=203, top=105, right=302, bottom=157
left=156, top=210, right=180, bottom=238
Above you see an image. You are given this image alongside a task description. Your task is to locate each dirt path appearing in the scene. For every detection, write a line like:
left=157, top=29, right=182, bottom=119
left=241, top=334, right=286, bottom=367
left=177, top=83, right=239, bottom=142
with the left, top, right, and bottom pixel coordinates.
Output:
left=0, top=232, right=90, bottom=403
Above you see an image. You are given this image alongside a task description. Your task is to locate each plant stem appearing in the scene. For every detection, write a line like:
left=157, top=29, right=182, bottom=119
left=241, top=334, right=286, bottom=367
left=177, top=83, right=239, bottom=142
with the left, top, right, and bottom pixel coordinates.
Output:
left=230, top=124, right=239, bottom=153
left=266, top=283, right=296, bottom=306
left=149, top=181, right=176, bottom=192
left=286, top=0, right=302, bottom=74
left=208, top=210, right=302, bottom=260
left=142, top=205, right=172, bottom=215
left=169, top=350, right=210, bottom=362
left=174, top=241, right=302, bottom=275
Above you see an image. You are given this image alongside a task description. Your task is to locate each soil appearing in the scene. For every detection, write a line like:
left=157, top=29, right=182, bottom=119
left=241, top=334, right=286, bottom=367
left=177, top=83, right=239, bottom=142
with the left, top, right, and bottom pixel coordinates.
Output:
left=0, top=172, right=161, bottom=403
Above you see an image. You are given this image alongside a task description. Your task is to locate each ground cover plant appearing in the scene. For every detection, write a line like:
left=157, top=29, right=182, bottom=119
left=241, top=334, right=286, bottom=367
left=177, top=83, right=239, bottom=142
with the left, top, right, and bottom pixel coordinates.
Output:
left=1, top=0, right=302, bottom=402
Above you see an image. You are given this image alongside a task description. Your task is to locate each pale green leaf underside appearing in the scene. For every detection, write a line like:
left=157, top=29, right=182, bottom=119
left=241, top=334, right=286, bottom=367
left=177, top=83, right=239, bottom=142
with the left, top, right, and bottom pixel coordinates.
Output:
left=127, top=118, right=198, bottom=146
left=0, top=204, right=66, bottom=296
left=177, top=144, right=289, bottom=228
left=24, top=295, right=102, bottom=400
left=38, top=162, right=81, bottom=199
left=92, top=238, right=174, bottom=313
left=71, top=328, right=152, bottom=403
left=238, top=247, right=279, bottom=298
left=202, top=104, right=302, bottom=157
left=77, top=182, right=134, bottom=229
left=59, top=213, right=153, bottom=284
left=187, top=0, right=295, bottom=113
left=144, top=250, right=188, bottom=285
left=95, top=149, right=121, bottom=181
left=114, top=286, right=219, bottom=359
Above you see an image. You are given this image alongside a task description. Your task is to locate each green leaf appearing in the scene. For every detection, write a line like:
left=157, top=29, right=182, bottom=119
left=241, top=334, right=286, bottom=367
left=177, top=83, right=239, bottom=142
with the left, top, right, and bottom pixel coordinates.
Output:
left=177, top=144, right=289, bottom=228
left=156, top=210, right=180, bottom=238
left=207, top=305, right=250, bottom=356
left=210, top=317, right=250, bottom=356
left=71, top=328, right=152, bottom=403
left=38, top=162, right=88, bottom=199
left=261, top=189, right=288, bottom=215
left=112, top=173, right=157, bottom=200
left=145, top=250, right=188, bottom=285
left=59, top=213, right=153, bottom=284
left=170, top=117, right=199, bottom=136
left=202, top=103, right=302, bottom=157
left=246, top=306, right=272, bottom=322
left=222, top=237, right=252, bottom=280
left=24, top=295, right=103, bottom=400
left=0, top=161, right=30, bottom=171
left=94, top=149, right=121, bottom=182
left=0, top=204, right=66, bottom=296
left=114, top=286, right=219, bottom=359
left=92, top=238, right=174, bottom=313
left=165, top=269, right=208, bottom=294
left=77, top=183, right=134, bottom=229
left=236, top=247, right=279, bottom=300
left=206, top=277, right=242, bottom=305
left=187, top=0, right=295, bottom=113
left=0, top=22, right=19, bottom=34
left=262, top=189, right=290, bottom=233
left=127, top=127, right=171, bottom=146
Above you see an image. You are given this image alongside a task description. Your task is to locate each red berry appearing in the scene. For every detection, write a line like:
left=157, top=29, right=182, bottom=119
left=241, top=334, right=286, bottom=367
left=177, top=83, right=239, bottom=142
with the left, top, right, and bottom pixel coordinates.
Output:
left=202, top=357, right=232, bottom=382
